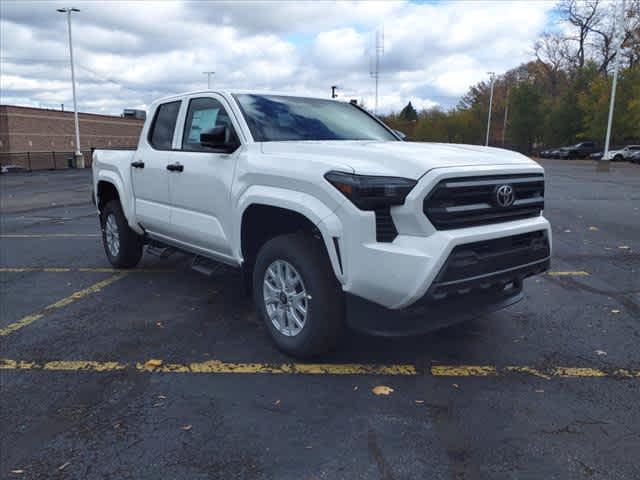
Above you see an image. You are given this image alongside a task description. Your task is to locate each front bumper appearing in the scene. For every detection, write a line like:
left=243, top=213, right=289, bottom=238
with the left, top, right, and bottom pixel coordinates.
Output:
left=346, top=254, right=549, bottom=337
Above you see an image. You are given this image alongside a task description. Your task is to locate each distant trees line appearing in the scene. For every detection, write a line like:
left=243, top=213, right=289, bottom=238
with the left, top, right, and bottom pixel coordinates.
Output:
left=382, top=0, right=640, bottom=154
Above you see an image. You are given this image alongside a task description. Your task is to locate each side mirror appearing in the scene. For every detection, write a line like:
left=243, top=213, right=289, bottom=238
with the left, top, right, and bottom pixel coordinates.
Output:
left=393, top=129, right=407, bottom=141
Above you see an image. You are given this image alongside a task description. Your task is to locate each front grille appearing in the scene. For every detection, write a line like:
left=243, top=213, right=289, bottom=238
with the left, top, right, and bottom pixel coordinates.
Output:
left=424, top=174, right=544, bottom=230
left=374, top=207, right=398, bottom=242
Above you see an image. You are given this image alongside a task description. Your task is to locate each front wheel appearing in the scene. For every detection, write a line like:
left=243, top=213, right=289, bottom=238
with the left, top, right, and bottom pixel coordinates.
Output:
left=100, top=200, right=143, bottom=268
left=253, top=233, right=344, bottom=358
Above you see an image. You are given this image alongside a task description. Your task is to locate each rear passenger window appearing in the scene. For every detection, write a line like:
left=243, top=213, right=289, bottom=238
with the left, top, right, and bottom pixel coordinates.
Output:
left=149, top=101, right=181, bottom=150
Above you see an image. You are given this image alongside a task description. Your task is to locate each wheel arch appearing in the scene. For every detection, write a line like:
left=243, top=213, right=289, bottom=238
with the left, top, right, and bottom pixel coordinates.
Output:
left=236, top=188, right=345, bottom=288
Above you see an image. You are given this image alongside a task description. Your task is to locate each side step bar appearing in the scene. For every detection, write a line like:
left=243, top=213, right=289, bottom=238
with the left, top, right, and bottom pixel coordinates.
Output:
left=144, top=239, right=236, bottom=277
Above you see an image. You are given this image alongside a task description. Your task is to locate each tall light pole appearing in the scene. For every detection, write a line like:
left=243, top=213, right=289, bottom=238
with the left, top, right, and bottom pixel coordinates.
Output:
left=485, top=72, right=495, bottom=147
left=600, top=0, right=626, bottom=172
left=57, top=7, right=83, bottom=168
left=331, top=85, right=338, bottom=98
left=502, top=88, right=509, bottom=146
left=203, top=71, right=215, bottom=89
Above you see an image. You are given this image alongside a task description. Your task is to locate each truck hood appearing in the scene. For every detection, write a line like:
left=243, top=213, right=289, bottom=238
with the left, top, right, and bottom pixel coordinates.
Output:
left=261, top=141, right=537, bottom=179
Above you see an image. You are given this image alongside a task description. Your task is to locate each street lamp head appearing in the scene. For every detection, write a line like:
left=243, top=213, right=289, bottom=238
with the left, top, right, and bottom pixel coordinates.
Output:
left=56, top=8, right=66, bottom=12
left=57, top=7, right=80, bottom=13
left=71, top=8, right=80, bottom=12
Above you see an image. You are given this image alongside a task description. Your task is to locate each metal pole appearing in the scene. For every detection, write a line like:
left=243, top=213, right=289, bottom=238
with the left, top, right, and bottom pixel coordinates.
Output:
left=203, top=71, right=215, bottom=89
left=64, top=9, right=83, bottom=168
left=485, top=72, right=495, bottom=146
left=601, top=0, right=626, bottom=172
left=502, top=89, right=509, bottom=146
left=331, top=85, right=338, bottom=98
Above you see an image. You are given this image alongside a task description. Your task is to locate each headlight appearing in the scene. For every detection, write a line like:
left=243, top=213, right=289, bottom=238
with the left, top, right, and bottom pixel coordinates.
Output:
left=324, top=171, right=417, bottom=210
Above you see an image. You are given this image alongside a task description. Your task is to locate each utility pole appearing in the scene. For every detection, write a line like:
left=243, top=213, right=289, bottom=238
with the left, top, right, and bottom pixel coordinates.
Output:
left=57, top=7, right=83, bottom=168
left=485, top=72, right=495, bottom=147
left=203, top=71, right=215, bottom=89
left=502, top=88, right=509, bottom=146
left=600, top=0, right=626, bottom=172
left=331, top=85, right=338, bottom=99
left=369, top=27, right=384, bottom=114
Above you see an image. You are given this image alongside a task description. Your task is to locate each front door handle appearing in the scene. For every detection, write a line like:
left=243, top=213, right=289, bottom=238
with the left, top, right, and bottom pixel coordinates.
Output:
left=166, top=163, right=184, bottom=172
left=131, top=161, right=145, bottom=168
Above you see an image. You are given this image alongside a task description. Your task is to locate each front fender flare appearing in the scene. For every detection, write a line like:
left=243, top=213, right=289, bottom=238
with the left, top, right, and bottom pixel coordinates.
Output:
left=235, top=186, right=345, bottom=282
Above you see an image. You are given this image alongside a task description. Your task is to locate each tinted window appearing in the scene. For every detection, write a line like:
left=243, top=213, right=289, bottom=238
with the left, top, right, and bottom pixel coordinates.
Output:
left=233, top=94, right=397, bottom=142
left=149, top=101, right=181, bottom=149
left=629, top=146, right=640, bottom=151
left=182, top=97, right=237, bottom=151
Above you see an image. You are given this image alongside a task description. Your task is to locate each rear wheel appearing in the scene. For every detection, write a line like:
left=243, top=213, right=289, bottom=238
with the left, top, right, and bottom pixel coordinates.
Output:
left=613, top=154, right=623, bottom=162
left=253, top=233, right=344, bottom=357
left=100, top=200, right=143, bottom=268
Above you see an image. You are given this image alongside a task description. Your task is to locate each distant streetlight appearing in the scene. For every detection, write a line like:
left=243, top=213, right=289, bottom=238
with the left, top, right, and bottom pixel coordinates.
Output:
left=600, top=0, right=626, bottom=172
left=485, top=72, right=495, bottom=147
left=203, top=71, right=215, bottom=89
left=57, top=7, right=83, bottom=168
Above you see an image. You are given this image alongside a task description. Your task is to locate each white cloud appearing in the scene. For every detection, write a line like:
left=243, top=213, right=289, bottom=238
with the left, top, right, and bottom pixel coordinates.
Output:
left=0, top=0, right=555, bottom=115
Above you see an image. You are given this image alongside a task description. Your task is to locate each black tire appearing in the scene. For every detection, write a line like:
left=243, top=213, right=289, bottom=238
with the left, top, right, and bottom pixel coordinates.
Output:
left=100, top=200, right=143, bottom=268
left=613, top=154, right=623, bottom=162
left=253, top=233, right=344, bottom=358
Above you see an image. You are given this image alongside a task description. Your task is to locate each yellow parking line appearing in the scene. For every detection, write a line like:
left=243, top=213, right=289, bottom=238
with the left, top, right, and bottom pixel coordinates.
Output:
left=431, top=365, right=640, bottom=378
left=0, top=273, right=128, bottom=337
left=2, top=359, right=637, bottom=378
left=0, top=358, right=417, bottom=376
left=548, top=271, right=590, bottom=276
left=0, top=234, right=99, bottom=238
left=0, top=267, right=174, bottom=273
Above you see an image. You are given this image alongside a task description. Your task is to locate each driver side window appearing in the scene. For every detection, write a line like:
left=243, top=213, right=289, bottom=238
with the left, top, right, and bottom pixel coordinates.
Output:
left=182, top=97, right=237, bottom=151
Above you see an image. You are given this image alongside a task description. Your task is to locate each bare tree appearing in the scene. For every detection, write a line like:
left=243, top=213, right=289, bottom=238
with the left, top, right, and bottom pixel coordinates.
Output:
left=534, top=32, right=571, bottom=93
left=558, top=0, right=603, bottom=69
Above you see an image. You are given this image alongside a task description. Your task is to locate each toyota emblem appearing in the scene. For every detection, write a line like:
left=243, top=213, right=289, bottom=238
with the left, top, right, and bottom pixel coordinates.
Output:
left=495, top=184, right=515, bottom=207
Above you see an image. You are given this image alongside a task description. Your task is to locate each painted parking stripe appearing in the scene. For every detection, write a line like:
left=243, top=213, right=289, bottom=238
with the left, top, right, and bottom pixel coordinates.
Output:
left=0, top=359, right=417, bottom=376
left=0, top=233, right=100, bottom=238
left=0, top=359, right=638, bottom=378
left=0, top=273, right=128, bottom=337
left=547, top=271, right=590, bottom=276
left=0, top=267, right=174, bottom=273
left=431, top=365, right=640, bottom=378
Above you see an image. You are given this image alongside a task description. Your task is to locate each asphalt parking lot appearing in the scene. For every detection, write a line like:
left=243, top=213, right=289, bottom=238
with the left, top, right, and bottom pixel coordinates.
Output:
left=1, top=159, right=639, bottom=479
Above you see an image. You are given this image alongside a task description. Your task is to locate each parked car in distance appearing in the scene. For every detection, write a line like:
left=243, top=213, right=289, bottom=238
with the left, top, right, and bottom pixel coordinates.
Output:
left=629, top=150, right=640, bottom=164
left=92, top=90, right=551, bottom=357
left=604, top=145, right=640, bottom=162
left=539, top=148, right=556, bottom=159
left=589, top=151, right=604, bottom=160
left=556, top=141, right=598, bottom=159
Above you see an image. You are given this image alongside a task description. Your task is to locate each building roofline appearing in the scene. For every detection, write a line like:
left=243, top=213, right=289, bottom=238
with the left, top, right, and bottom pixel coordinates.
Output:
left=0, top=104, right=144, bottom=121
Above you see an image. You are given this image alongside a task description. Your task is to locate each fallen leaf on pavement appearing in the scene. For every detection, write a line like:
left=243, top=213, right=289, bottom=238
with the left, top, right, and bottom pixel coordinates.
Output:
left=274, top=399, right=281, bottom=406
left=535, top=390, right=544, bottom=393
left=415, top=400, right=424, bottom=404
left=611, top=309, right=620, bottom=314
left=618, top=246, right=630, bottom=249
left=58, top=462, right=70, bottom=471
left=595, top=350, right=607, bottom=356
left=180, top=425, right=192, bottom=431
left=588, top=226, right=599, bottom=231
left=144, top=359, right=163, bottom=368
left=372, top=385, right=394, bottom=396
left=10, top=470, right=24, bottom=474
left=452, top=383, right=459, bottom=389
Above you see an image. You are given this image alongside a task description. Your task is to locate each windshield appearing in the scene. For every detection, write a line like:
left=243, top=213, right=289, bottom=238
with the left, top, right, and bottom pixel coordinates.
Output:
left=233, top=94, right=398, bottom=142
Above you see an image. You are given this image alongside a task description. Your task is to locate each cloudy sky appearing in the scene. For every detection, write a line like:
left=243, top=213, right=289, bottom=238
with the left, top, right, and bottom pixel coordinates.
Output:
left=1, top=0, right=557, bottom=115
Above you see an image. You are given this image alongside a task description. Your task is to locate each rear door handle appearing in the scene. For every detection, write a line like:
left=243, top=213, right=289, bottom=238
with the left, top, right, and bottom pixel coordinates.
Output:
left=131, top=161, right=145, bottom=168
left=166, top=163, right=184, bottom=172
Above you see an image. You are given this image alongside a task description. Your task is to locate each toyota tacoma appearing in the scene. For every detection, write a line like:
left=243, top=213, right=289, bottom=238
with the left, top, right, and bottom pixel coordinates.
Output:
left=92, top=91, right=551, bottom=357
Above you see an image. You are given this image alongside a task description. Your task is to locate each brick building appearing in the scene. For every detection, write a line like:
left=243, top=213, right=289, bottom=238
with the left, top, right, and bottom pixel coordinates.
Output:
left=0, top=105, right=144, bottom=170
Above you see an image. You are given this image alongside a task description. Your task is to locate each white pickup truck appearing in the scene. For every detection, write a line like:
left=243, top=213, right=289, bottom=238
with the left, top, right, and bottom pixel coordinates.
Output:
left=92, top=91, right=551, bottom=357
